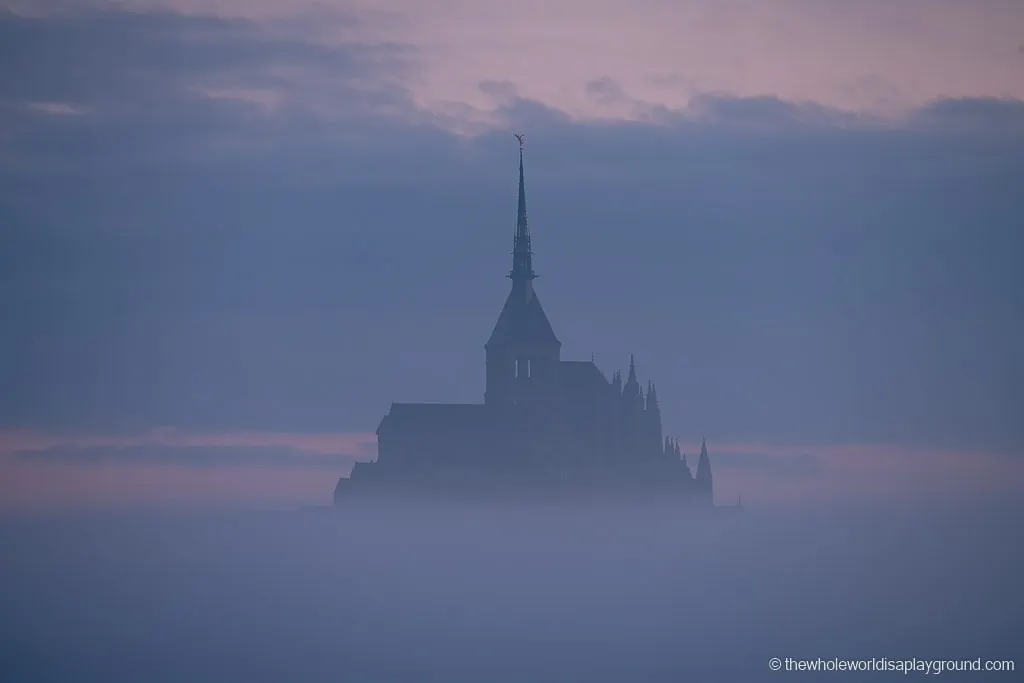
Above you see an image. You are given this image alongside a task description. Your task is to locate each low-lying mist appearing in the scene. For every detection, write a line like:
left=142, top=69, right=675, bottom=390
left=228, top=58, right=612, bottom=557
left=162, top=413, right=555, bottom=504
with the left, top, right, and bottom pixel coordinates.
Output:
left=2, top=501, right=1021, bottom=682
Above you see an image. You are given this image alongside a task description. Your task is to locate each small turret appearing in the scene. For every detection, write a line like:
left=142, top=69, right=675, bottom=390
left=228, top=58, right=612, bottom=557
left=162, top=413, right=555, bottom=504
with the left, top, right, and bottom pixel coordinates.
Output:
left=695, top=437, right=713, bottom=503
left=623, top=354, right=643, bottom=405
left=626, top=354, right=638, bottom=388
left=645, top=383, right=660, bottom=412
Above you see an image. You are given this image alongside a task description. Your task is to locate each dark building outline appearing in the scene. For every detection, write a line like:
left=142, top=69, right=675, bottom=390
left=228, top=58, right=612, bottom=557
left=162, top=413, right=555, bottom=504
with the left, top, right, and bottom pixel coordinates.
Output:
left=334, top=138, right=716, bottom=505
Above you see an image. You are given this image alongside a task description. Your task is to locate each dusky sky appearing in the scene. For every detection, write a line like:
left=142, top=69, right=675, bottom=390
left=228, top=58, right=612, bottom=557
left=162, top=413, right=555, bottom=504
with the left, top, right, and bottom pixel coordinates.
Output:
left=1, top=0, right=1022, bottom=510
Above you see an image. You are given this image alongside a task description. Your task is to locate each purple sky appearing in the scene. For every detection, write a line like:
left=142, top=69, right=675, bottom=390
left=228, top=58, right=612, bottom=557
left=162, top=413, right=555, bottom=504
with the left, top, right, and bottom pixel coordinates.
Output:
left=1, top=0, right=1023, bottom=510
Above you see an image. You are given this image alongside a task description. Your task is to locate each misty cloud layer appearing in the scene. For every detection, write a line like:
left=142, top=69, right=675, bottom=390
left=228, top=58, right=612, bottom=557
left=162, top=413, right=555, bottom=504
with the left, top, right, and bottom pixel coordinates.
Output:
left=12, top=443, right=357, bottom=469
left=2, top=505, right=1021, bottom=682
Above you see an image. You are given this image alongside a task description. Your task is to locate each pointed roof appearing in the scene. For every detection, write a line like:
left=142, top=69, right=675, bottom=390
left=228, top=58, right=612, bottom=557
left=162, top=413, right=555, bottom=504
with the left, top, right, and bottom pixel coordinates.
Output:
left=486, top=281, right=560, bottom=349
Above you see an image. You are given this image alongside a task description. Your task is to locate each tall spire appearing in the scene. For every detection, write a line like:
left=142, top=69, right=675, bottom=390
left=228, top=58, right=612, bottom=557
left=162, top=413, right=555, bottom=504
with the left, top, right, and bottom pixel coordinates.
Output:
left=509, top=133, right=535, bottom=283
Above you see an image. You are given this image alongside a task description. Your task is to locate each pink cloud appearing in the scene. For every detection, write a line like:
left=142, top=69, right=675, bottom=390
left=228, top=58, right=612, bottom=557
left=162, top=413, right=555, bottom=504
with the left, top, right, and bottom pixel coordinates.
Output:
left=0, top=427, right=377, bottom=457
left=0, top=459, right=335, bottom=513
left=692, top=440, right=1024, bottom=507
left=69, top=0, right=1024, bottom=123
left=0, top=428, right=377, bottom=513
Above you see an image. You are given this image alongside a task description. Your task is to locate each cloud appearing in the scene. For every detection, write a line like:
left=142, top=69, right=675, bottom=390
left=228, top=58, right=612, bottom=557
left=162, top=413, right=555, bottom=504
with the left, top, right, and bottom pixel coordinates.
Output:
left=712, top=451, right=824, bottom=478
left=911, top=97, right=1024, bottom=134
left=0, top=427, right=377, bottom=457
left=14, top=0, right=1024, bottom=118
left=3, top=5, right=1022, bottom=178
left=0, top=426, right=376, bottom=511
left=478, top=79, right=518, bottom=104
left=584, top=77, right=626, bottom=106
left=0, top=7, right=420, bottom=169
left=702, top=440, right=1024, bottom=507
left=4, top=430, right=1021, bottom=512
left=684, top=93, right=866, bottom=130
left=22, top=101, right=90, bottom=116
left=10, top=443, right=357, bottom=468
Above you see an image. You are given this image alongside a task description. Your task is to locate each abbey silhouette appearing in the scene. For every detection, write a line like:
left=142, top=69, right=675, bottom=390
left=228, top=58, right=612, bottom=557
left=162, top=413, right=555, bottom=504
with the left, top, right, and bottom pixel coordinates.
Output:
left=334, top=138, right=715, bottom=505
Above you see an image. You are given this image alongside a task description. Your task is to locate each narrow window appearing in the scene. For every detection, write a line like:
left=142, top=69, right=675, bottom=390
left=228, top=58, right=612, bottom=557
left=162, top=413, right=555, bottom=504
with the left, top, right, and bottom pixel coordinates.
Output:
left=515, top=359, right=520, bottom=378
left=527, top=359, right=532, bottom=378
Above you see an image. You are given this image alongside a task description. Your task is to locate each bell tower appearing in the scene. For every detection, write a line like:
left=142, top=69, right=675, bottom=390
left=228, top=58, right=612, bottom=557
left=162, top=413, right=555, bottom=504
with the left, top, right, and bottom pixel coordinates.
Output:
left=485, top=134, right=561, bottom=406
